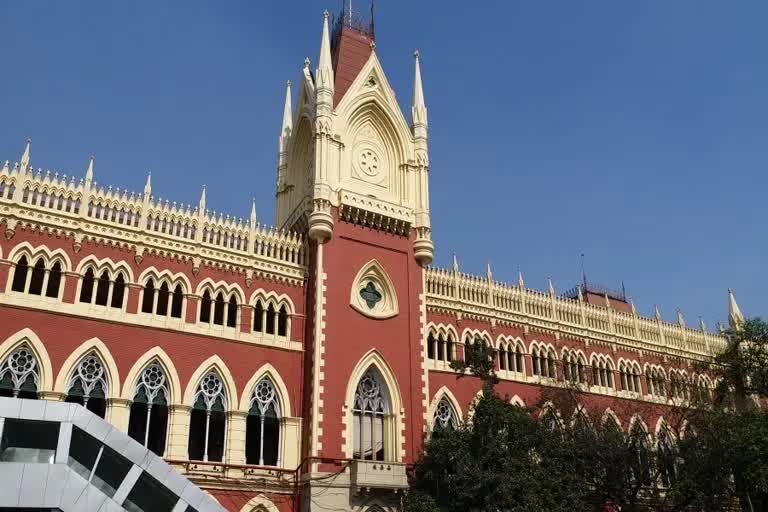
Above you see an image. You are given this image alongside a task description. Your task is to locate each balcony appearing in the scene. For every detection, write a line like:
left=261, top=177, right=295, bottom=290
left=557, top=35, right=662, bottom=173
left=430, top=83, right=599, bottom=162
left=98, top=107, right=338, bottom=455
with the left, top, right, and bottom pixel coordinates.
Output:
left=350, top=459, right=408, bottom=490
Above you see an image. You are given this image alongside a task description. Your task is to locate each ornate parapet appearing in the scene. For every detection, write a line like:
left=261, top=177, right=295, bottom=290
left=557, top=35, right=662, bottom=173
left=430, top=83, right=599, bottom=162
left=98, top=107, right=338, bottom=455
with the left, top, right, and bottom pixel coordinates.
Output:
left=0, top=159, right=307, bottom=286
left=424, top=267, right=726, bottom=360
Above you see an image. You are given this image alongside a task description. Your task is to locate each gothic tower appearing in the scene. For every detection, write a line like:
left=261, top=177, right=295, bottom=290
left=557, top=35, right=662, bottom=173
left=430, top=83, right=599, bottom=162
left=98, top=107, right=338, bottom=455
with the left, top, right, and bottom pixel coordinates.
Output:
left=276, top=7, right=434, bottom=510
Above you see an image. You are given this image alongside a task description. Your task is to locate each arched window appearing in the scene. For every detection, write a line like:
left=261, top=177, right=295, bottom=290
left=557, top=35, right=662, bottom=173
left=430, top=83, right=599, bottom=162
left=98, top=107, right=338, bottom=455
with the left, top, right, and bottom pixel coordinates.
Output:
left=0, top=346, right=39, bottom=399
left=246, top=378, right=281, bottom=466
left=433, top=398, right=458, bottom=432
left=266, top=304, right=276, bottom=334
left=111, top=273, right=126, bottom=308
left=156, top=283, right=170, bottom=316
left=427, top=331, right=454, bottom=363
left=94, top=271, right=110, bottom=306
left=65, top=354, right=108, bottom=418
left=540, top=407, right=561, bottom=432
left=128, top=363, right=169, bottom=456
left=353, top=369, right=390, bottom=461
left=629, top=423, right=651, bottom=485
left=498, top=344, right=507, bottom=370
left=11, top=256, right=29, bottom=292
left=141, top=278, right=155, bottom=313
left=171, top=285, right=184, bottom=318
left=277, top=305, right=288, bottom=336
left=227, top=296, right=238, bottom=328
left=658, top=427, right=676, bottom=487
left=28, top=258, right=46, bottom=295
left=253, top=301, right=265, bottom=332
left=533, top=347, right=556, bottom=379
left=188, top=372, right=227, bottom=462
left=199, top=290, right=212, bottom=323
left=45, top=262, right=62, bottom=298
left=213, top=293, right=225, bottom=325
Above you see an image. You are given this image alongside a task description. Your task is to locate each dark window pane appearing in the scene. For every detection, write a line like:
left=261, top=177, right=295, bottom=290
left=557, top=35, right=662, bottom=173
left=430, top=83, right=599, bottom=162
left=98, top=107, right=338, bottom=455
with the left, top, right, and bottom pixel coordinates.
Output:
left=128, top=401, right=148, bottom=447
left=170, top=285, right=184, bottom=318
left=123, top=471, right=178, bottom=512
left=141, top=279, right=155, bottom=314
left=188, top=409, right=206, bottom=461
left=266, top=304, right=275, bottom=334
left=28, top=259, right=46, bottom=295
left=45, top=262, right=62, bottom=298
left=95, top=271, right=110, bottom=306
left=11, top=256, right=28, bottom=292
left=226, top=297, right=238, bottom=328
left=68, top=426, right=101, bottom=480
left=213, top=294, right=225, bottom=326
left=148, top=404, right=168, bottom=456
left=0, top=419, right=59, bottom=463
left=156, top=283, right=170, bottom=316
left=80, top=269, right=95, bottom=303
left=253, top=302, right=264, bottom=332
left=111, top=274, right=126, bottom=309
left=92, top=444, right=132, bottom=498
left=199, top=291, right=211, bottom=323
left=277, top=306, right=288, bottom=336
left=207, top=411, right=226, bottom=462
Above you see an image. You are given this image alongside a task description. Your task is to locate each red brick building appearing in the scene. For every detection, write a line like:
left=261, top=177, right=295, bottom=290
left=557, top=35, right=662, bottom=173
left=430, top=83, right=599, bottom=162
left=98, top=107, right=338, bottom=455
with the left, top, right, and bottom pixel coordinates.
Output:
left=0, top=7, right=733, bottom=512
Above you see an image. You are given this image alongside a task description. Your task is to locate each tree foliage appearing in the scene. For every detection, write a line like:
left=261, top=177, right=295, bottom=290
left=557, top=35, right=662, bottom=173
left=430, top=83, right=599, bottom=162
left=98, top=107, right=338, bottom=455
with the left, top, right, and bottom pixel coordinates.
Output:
left=407, top=319, right=768, bottom=512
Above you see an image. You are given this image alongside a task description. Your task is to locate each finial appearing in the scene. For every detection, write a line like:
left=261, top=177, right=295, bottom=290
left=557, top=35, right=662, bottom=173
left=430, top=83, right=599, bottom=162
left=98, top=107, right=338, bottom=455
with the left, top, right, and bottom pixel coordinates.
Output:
left=281, top=79, right=293, bottom=138
left=198, top=184, right=207, bottom=212
left=677, top=308, right=685, bottom=327
left=412, top=47, right=427, bottom=128
left=629, top=297, right=636, bottom=315
left=304, top=57, right=311, bottom=69
left=604, top=292, right=610, bottom=308
left=452, top=253, right=459, bottom=273
left=577, top=285, right=584, bottom=302
left=486, top=262, right=493, bottom=281
left=250, top=198, right=257, bottom=224
left=370, top=40, right=376, bottom=50
left=323, top=9, right=329, bottom=18
left=20, top=138, right=31, bottom=173
left=699, top=316, right=706, bottom=332
left=85, top=155, right=95, bottom=183
left=728, top=288, right=745, bottom=331
left=654, top=304, right=662, bottom=321
left=317, top=8, right=334, bottom=94
left=517, top=270, right=525, bottom=288
left=547, top=276, right=555, bottom=295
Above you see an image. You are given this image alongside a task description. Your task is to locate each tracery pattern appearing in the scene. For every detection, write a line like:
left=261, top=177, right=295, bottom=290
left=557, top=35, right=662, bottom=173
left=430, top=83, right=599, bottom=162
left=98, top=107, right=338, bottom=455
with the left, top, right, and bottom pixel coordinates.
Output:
left=0, top=346, right=39, bottom=398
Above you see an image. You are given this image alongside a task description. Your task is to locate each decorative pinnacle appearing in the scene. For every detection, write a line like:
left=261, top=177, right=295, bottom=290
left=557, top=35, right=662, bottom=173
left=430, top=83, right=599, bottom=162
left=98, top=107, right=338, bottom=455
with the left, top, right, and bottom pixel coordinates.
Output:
left=304, top=57, right=311, bottom=68
left=486, top=262, right=492, bottom=280
left=250, top=198, right=257, bottom=224
left=323, top=9, right=329, bottom=18
left=20, top=138, right=31, bottom=172
left=728, top=288, right=745, bottom=330
left=144, top=171, right=152, bottom=195
left=85, top=155, right=95, bottom=182
left=547, top=276, right=555, bottom=295
left=517, top=270, right=525, bottom=288
left=452, top=253, right=459, bottom=273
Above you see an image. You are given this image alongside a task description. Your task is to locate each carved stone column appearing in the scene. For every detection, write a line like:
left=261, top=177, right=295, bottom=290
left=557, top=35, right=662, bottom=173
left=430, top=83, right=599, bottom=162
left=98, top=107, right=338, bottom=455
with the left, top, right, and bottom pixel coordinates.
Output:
left=166, top=404, right=192, bottom=460
left=225, top=410, right=248, bottom=465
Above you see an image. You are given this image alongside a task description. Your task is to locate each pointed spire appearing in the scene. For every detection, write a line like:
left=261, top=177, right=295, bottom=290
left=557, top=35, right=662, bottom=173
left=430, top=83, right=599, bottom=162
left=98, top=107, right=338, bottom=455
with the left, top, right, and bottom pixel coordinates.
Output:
left=199, top=185, right=207, bottom=212
left=728, top=288, right=745, bottom=330
left=629, top=297, right=636, bottom=315
left=316, top=10, right=334, bottom=95
left=249, top=198, right=257, bottom=226
left=517, top=270, right=525, bottom=288
left=20, top=138, right=31, bottom=173
left=412, top=50, right=428, bottom=128
left=486, top=261, right=493, bottom=281
left=547, top=276, right=555, bottom=296
left=85, top=155, right=94, bottom=184
left=677, top=308, right=685, bottom=327
left=577, top=285, right=584, bottom=302
left=654, top=304, right=662, bottom=321
left=452, top=253, right=459, bottom=273
left=143, top=172, right=152, bottom=197
left=699, top=316, right=707, bottom=332
left=281, top=80, right=293, bottom=137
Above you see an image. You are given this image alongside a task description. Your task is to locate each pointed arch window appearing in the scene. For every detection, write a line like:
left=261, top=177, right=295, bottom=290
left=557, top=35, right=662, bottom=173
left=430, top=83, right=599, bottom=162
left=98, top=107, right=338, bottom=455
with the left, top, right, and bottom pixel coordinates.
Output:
left=629, top=424, right=651, bottom=485
left=353, top=369, right=391, bottom=461
left=45, top=262, right=62, bottom=298
left=432, top=398, right=458, bottom=432
left=11, top=256, right=29, bottom=292
left=128, top=363, right=169, bottom=456
left=188, top=372, right=227, bottom=462
left=0, top=346, right=39, bottom=399
left=199, top=290, right=237, bottom=328
left=246, top=378, right=281, bottom=466
left=28, top=258, right=46, bottom=295
left=658, top=426, right=677, bottom=487
left=65, top=354, right=108, bottom=418
left=142, top=278, right=184, bottom=318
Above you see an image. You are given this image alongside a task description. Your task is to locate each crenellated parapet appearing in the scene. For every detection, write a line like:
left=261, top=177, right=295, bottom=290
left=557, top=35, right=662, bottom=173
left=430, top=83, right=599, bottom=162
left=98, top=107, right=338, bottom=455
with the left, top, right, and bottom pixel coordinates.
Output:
left=424, top=266, right=727, bottom=361
left=0, top=142, right=307, bottom=285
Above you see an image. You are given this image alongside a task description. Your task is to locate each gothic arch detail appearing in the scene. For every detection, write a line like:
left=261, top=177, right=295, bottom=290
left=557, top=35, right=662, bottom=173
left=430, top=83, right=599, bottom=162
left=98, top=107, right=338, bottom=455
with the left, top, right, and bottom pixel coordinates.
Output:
left=54, top=338, right=120, bottom=399
left=350, top=260, right=399, bottom=319
left=0, top=328, right=53, bottom=393
left=120, top=347, right=182, bottom=403
left=182, top=355, right=238, bottom=407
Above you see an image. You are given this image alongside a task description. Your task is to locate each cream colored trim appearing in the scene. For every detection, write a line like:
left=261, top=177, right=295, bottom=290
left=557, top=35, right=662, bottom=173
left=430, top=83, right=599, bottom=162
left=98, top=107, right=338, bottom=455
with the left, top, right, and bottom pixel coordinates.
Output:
left=136, top=266, right=192, bottom=291
left=341, top=349, right=405, bottom=462
left=602, top=408, right=623, bottom=430
left=628, top=414, right=650, bottom=434
left=119, top=346, right=182, bottom=403
left=420, top=272, right=431, bottom=432
left=310, top=244, right=327, bottom=458
left=182, top=355, right=238, bottom=408
left=349, top=259, right=398, bottom=320
left=248, top=288, right=296, bottom=314
left=509, top=395, right=525, bottom=407
left=54, top=337, right=120, bottom=399
left=238, top=495, right=279, bottom=512
left=237, top=362, right=292, bottom=416
left=195, top=278, right=247, bottom=303
left=6, top=241, right=73, bottom=270
left=460, top=327, right=492, bottom=345
left=0, top=328, right=54, bottom=392
left=427, top=386, right=463, bottom=426
left=75, top=255, right=135, bottom=282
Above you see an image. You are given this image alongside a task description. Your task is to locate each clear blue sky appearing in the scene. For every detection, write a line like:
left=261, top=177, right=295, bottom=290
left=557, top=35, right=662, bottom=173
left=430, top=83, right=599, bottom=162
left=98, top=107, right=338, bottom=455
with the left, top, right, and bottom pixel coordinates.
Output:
left=1, top=1, right=766, bottom=328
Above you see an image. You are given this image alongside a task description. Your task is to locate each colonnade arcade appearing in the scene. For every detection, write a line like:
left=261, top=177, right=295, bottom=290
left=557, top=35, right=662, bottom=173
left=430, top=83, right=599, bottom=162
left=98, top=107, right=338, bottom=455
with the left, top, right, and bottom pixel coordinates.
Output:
left=0, top=329, right=301, bottom=470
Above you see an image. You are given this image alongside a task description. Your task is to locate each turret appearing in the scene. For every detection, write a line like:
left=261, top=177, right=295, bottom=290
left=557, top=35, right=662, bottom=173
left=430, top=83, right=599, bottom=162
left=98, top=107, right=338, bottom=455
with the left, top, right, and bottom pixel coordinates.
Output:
left=411, top=50, right=433, bottom=265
